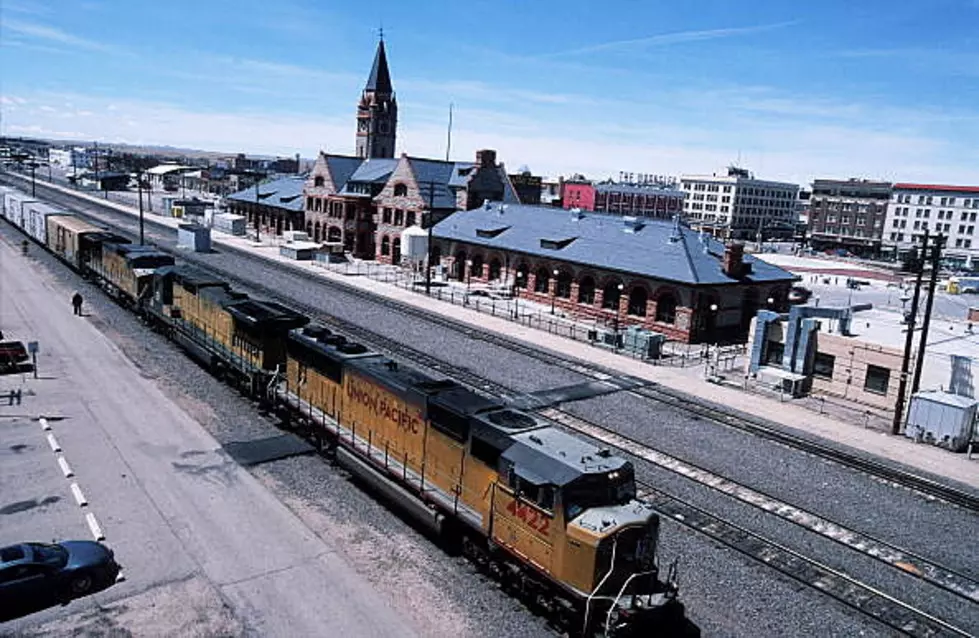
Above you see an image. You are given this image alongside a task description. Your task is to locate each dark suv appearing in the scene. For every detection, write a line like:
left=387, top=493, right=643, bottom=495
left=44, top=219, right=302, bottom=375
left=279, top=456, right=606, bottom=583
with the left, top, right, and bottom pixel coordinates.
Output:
left=0, top=340, right=29, bottom=374
left=0, top=541, right=121, bottom=621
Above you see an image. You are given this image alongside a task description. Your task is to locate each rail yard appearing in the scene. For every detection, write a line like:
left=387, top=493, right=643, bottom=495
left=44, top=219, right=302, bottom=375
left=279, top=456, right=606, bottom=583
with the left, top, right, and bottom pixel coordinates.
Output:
left=2, top=174, right=978, bottom=637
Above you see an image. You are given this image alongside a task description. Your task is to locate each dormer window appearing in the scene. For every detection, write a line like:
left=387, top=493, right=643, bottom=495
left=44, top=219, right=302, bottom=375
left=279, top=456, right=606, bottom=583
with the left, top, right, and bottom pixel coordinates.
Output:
left=314, top=176, right=325, bottom=188
left=393, top=182, right=408, bottom=197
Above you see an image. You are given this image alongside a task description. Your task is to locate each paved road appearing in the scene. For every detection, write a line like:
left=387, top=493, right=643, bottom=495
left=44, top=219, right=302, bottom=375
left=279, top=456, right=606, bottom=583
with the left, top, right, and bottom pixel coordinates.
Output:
left=0, top=235, right=414, bottom=637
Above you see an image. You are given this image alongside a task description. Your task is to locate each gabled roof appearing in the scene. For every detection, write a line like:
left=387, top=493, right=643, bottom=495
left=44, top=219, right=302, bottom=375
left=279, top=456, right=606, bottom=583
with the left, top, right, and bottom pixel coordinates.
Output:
left=325, top=155, right=363, bottom=190
left=407, top=157, right=459, bottom=209
left=347, top=158, right=399, bottom=184
left=365, top=39, right=393, bottom=94
left=227, top=175, right=306, bottom=212
left=433, top=202, right=796, bottom=286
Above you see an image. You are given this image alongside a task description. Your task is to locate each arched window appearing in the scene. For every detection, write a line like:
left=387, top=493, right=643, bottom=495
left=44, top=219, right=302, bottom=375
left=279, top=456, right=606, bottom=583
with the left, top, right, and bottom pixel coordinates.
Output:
left=514, top=265, right=529, bottom=289
left=602, top=280, right=623, bottom=309
left=328, top=226, right=342, bottom=242
left=454, top=251, right=467, bottom=280
left=406, top=211, right=416, bottom=226
left=488, top=259, right=502, bottom=281
left=628, top=287, right=648, bottom=316
left=306, top=221, right=313, bottom=237
left=381, top=235, right=390, bottom=256
left=470, top=254, right=483, bottom=278
left=314, top=175, right=324, bottom=188
left=430, top=244, right=441, bottom=266
left=393, top=183, right=408, bottom=197
left=555, top=271, right=572, bottom=298
left=577, top=276, right=595, bottom=304
left=534, top=267, right=551, bottom=293
left=314, top=222, right=322, bottom=243
left=656, top=292, right=678, bottom=324
left=392, top=238, right=402, bottom=264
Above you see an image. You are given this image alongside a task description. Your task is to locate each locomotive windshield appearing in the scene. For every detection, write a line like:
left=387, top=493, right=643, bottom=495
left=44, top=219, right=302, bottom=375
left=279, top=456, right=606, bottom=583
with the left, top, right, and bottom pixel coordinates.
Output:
left=564, top=466, right=637, bottom=520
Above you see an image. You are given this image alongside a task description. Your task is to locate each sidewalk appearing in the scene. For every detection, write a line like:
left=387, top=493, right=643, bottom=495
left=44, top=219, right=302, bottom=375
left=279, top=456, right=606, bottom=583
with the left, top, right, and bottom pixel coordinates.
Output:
left=0, top=222, right=414, bottom=636
left=9, top=172, right=978, bottom=490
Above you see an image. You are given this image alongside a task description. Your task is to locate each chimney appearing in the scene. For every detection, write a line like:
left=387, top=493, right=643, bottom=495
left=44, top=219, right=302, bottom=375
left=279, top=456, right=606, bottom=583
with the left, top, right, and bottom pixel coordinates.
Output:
left=723, top=243, right=745, bottom=278
left=476, top=149, right=497, bottom=168
left=295, top=152, right=301, bottom=175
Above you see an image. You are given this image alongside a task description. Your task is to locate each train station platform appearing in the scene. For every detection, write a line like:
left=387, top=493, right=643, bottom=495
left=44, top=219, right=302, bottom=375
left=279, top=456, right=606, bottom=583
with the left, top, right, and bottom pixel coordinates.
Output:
left=8, top=174, right=978, bottom=491
left=0, top=229, right=415, bottom=636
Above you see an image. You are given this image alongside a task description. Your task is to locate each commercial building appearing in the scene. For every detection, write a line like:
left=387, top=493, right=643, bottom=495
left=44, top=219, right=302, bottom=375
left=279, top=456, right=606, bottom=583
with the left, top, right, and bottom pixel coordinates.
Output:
left=806, top=179, right=891, bottom=256
left=884, top=183, right=979, bottom=263
left=431, top=203, right=797, bottom=344
left=679, top=167, right=800, bottom=241
left=746, top=306, right=905, bottom=411
left=558, top=178, right=684, bottom=220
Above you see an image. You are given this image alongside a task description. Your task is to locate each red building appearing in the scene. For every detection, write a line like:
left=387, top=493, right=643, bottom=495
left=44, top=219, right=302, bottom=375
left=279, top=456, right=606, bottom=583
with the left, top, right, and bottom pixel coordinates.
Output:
left=561, top=180, right=596, bottom=210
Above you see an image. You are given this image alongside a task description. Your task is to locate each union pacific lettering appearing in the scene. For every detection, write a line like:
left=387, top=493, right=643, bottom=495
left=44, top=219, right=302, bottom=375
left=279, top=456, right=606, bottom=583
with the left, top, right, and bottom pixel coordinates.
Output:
left=346, top=375, right=423, bottom=435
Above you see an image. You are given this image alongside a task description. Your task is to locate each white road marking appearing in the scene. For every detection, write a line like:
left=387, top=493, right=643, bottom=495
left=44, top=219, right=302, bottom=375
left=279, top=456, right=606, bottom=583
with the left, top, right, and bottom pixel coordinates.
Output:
left=46, top=433, right=61, bottom=452
left=57, top=455, right=74, bottom=478
left=85, top=512, right=105, bottom=541
left=40, top=417, right=51, bottom=431
left=70, top=482, right=88, bottom=507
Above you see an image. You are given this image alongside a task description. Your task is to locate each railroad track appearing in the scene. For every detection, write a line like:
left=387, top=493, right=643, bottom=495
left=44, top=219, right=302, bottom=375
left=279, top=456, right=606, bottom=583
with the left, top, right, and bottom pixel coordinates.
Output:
left=5, top=177, right=977, bottom=636
left=19, top=172, right=979, bottom=514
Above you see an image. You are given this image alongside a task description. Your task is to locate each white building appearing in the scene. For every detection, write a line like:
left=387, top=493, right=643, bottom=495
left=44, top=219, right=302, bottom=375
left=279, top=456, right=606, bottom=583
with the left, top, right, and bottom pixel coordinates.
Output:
left=679, top=167, right=800, bottom=240
left=47, top=147, right=93, bottom=169
left=884, top=183, right=979, bottom=260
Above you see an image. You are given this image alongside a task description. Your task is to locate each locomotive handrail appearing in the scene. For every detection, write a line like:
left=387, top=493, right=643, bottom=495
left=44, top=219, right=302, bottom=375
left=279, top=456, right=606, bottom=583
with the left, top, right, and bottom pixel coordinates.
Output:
left=604, top=569, right=656, bottom=637
left=582, top=535, right=618, bottom=636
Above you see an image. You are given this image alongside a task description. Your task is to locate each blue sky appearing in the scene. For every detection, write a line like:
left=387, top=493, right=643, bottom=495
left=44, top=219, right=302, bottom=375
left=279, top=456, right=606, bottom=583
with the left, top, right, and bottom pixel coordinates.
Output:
left=2, top=0, right=978, bottom=185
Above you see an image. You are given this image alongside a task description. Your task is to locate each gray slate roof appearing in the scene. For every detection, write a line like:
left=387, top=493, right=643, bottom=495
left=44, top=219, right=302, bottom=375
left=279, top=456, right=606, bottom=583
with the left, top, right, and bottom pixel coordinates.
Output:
left=325, top=155, right=363, bottom=189
left=227, top=175, right=305, bottom=212
left=433, top=202, right=796, bottom=286
left=365, top=40, right=393, bottom=93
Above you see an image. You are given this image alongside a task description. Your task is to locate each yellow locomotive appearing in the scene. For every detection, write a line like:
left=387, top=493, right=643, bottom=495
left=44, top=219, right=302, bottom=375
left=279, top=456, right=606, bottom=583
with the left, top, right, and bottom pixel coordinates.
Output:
left=279, top=325, right=692, bottom=637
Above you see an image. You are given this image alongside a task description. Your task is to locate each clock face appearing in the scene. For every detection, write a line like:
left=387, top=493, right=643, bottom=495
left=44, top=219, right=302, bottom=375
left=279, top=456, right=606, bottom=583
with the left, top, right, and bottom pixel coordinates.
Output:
left=359, top=120, right=369, bottom=132
left=379, top=121, right=389, bottom=134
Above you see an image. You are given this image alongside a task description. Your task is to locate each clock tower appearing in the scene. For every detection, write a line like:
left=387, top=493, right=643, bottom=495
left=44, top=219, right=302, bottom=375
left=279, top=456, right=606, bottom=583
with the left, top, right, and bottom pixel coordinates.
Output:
left=356, top=37, right=397, bottom=159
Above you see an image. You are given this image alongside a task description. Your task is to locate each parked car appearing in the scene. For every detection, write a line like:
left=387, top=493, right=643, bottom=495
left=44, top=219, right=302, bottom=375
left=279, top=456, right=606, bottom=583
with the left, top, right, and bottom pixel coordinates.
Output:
left=788, top=286, right=813, bottom=304
left=0, top=541, right=121, bottom=621
left=0, top=340, right=29, bottom=374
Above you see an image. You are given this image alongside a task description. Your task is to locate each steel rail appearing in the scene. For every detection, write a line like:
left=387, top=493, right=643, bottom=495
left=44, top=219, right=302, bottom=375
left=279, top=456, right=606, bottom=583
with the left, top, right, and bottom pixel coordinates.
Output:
left=4, top=176, right=976, bottom=635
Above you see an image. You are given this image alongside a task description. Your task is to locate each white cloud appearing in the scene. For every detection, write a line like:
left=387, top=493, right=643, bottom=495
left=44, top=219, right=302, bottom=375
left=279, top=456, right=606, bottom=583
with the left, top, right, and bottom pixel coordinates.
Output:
left=2, top=19, right=118, bottom=53
left=540, top=22, right=798, bottom=58
left=4, top=89, right=977, bottom=187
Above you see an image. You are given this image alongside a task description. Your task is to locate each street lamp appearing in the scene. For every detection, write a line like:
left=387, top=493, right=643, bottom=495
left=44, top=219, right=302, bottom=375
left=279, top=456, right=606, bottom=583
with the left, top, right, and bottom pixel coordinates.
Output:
left=513, top=271, right=524, bottom=320
left=137, top=168, right=145, bottom=245
left=550, top=268, right=560, bottom=314
left=614, top=283, right=625, bottom=348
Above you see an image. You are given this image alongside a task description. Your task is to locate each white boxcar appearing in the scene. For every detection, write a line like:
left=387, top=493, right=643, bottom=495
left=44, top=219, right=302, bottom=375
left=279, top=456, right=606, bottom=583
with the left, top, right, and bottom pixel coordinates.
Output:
left=3, top=190, right=38, bottom=231
left=25, top=202, right=68, bottom=245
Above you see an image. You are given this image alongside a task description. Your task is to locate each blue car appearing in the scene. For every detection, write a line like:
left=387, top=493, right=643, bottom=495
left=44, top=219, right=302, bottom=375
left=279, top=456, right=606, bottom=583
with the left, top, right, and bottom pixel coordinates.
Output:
left=0, top=541, right=121, bottom=621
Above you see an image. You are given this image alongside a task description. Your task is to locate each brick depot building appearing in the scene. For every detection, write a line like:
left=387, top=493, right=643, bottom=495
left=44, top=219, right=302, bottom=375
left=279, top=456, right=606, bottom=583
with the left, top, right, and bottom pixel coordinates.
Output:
left=303, top=149, right=521, bottom=261
left=432, top=203, right=797, bottom=343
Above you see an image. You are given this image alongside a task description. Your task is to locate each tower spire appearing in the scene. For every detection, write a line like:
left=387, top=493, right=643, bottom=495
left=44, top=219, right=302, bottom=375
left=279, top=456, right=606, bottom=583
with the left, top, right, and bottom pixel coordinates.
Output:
left=356, top=36, right=397, bottom=159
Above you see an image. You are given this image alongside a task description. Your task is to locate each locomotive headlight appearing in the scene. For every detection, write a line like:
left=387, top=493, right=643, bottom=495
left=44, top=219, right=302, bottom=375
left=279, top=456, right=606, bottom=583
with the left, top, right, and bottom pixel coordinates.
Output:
left=608, top=471, right=619, bottom=480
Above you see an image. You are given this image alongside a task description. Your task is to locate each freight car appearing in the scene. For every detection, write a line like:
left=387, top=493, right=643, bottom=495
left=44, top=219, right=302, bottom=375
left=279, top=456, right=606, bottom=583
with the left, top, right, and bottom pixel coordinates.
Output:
left=279, top=325, right=693, bottom=637
left=0, top=186, right=697, bottom=636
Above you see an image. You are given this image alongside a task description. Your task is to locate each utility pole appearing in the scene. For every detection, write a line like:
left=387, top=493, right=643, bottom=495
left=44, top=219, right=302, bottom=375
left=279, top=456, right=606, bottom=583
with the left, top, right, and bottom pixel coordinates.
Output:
left=422, top=180, right=438, bottom=295
left=29, top=161, right=36, bottom=197
left=893, top=230, right=928, bottom=435
left=912, top=233, right=944, bottom=395
left=137, top=168, right=145, bottom=245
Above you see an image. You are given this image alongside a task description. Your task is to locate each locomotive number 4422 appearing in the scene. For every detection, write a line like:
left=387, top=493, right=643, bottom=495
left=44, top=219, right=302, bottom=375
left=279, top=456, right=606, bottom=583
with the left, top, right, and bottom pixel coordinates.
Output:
left=506, top=499, right=550, bottom=536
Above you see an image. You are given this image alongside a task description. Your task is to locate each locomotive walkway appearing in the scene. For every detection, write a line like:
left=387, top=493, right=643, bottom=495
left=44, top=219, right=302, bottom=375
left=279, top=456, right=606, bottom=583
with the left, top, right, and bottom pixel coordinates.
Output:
left=8, top=174, right=979, bottom=490
left=0, top=232, right=415, bottom=636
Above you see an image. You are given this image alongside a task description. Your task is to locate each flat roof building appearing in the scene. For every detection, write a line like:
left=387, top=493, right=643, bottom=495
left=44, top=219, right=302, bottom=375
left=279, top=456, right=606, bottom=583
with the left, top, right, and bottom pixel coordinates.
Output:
left=680, top=167, right=800, bottom=241
left=884, top=183, right=979, bottom=262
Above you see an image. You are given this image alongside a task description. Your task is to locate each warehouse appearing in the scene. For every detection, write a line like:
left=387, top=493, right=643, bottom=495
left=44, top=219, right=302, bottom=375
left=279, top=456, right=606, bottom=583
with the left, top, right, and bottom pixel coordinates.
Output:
left=432, top=202, right=797, bottom=343
left=226, top=175, right=306, bottom=239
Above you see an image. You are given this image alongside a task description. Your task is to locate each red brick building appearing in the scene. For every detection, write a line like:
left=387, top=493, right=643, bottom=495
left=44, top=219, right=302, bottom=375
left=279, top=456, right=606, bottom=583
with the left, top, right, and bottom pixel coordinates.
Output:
left=432, top=203, right=796, bottom=344
left=303, top=149, right=521, bottom=262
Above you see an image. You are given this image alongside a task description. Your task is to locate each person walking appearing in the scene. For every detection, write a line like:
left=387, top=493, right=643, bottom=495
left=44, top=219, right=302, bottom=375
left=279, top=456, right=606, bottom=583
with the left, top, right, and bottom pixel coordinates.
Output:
left=71, top=292, right=83, bottom=316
